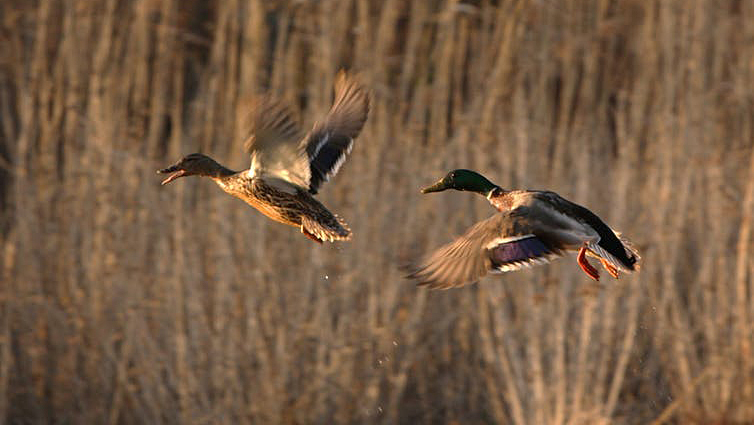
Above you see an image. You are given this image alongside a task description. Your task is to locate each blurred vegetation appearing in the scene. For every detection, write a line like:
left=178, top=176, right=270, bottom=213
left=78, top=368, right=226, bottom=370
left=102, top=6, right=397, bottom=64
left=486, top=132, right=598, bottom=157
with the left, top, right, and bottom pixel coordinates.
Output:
left=1, top=0, right=753, bottom=423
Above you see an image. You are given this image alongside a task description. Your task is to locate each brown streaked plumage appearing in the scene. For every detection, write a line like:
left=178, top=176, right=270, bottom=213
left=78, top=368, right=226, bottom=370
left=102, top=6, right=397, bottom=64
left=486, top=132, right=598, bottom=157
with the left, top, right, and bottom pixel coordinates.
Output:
left=406, top=170, right=640, bottom=289
left=157, top=71, right=369, bottom=243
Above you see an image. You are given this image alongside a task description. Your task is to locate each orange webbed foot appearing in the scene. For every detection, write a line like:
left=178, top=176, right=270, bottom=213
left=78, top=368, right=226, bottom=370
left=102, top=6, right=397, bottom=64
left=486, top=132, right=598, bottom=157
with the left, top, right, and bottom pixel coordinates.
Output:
left=577, top=246, right=600, bottom=281
left=600, top=258, right=620, bottom=279
left=301, top=226, right=324, bottom=244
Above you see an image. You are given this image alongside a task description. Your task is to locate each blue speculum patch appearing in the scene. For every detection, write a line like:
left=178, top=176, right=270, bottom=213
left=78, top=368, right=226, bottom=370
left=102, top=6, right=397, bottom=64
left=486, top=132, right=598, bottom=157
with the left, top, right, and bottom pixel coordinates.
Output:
left=490, top=236, right=549, bottom=264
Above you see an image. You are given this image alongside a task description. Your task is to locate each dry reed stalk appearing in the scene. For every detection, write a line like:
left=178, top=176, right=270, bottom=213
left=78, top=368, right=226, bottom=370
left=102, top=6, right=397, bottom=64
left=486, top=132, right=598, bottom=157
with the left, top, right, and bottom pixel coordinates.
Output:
left=734, top=123, right=754, bottom=417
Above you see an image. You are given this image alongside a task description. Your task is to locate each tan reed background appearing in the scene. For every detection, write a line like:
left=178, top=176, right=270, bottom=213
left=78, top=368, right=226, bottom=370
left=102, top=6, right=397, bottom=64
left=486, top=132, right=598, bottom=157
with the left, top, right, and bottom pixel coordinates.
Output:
left=1, top=0, right=753, bottom=423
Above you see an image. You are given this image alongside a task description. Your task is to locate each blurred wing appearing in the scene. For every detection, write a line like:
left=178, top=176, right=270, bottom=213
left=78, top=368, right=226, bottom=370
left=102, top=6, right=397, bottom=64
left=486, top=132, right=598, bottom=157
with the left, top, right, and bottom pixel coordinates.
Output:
left=240, top=96, right=310, bottom=187
left=407, top=211, right=565, bottom=289
left=303, top=71, right=370, bottom=194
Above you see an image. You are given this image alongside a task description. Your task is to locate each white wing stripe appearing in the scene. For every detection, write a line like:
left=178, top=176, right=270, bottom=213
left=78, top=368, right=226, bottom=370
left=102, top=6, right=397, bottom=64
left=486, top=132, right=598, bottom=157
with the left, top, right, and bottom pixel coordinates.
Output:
left=324, top=138, right=353, bottom=180
left=493, top=254, right=559, bottom=273
left=485, top=234, right=536, bottom=249
left=309, top=132, right=331, bottom=159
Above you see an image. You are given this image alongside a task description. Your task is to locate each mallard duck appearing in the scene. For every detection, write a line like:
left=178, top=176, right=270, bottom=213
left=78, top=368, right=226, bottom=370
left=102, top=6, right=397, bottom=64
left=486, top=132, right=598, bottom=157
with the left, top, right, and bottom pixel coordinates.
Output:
left=406, top=169, right=640, bottom=289
left=157, top=71, right=369, bottom=243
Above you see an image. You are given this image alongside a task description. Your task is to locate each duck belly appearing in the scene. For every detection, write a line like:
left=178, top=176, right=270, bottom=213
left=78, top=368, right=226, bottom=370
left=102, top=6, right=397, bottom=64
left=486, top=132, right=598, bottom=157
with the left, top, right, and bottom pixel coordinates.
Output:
left=538, top=210, right=599, bottom=250
left=219, top=177, right=304, bottom=227
left=248, top=198, right=303, bottom=227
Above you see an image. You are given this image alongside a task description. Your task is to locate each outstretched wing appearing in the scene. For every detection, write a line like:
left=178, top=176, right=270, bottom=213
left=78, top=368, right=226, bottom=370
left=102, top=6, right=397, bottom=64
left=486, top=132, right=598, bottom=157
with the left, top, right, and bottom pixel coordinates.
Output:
left=406, top=211, right=565, bottom=289
left=240, top=96, right=310, bottom=188
left=302, top=71, right=370, bottom=194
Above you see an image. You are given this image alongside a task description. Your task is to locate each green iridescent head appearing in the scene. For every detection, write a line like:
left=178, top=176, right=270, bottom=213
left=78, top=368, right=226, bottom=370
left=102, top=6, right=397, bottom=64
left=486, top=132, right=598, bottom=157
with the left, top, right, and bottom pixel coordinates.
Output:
left=421, top=169, right=499, bottom=196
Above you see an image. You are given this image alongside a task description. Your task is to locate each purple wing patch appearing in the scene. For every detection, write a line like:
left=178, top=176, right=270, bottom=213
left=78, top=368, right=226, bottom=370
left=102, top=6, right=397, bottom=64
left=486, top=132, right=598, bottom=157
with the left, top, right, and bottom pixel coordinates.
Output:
left=489, top=236, right=551, bottom=265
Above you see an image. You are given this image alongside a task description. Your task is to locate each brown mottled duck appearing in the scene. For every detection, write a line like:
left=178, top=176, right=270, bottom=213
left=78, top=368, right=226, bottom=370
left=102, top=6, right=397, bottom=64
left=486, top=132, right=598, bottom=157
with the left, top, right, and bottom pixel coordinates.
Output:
left=158, top=72, right=369, bottom=243
left=406, top=170, right=640, bottom=289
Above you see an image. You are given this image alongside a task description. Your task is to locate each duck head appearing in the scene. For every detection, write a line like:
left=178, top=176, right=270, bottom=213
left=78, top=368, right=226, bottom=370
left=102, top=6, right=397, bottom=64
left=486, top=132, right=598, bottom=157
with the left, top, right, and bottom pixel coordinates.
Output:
left=421, top=169, right=500, bottom=196
left=157, top=153, right=224, bottom=185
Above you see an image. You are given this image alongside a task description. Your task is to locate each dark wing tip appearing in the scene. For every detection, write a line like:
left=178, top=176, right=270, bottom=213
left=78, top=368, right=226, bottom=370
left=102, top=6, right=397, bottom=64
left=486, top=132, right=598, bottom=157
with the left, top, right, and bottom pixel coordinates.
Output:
left=399, top=260, right=422, bottom=280
left=331, top=71, right=370, bottom=137
left=402, top=259, right=475, bottom=290
left=401, top=261, right=439, bottom=289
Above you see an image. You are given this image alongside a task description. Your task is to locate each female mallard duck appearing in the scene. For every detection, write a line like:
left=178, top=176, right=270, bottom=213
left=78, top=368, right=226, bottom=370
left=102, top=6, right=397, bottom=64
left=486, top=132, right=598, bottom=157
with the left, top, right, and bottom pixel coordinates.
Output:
left=157, top=72, right=369, bottom=243
left=407, top=169, right=640, bottom=289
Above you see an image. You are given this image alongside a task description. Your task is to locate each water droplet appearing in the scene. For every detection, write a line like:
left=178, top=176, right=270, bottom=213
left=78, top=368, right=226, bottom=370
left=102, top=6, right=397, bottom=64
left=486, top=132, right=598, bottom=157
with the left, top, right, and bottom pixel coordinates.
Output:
left=392, top=341, right=398, bottom=346
left=325, top=275, right=329, bottom=280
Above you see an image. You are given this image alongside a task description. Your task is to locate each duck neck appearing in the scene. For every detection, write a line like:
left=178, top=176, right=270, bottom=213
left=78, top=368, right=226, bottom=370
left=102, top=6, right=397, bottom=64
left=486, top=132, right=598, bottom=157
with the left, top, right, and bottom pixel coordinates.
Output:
left=486, top=186, right=511, bottom=211
left=210, top=164, right=236, bottom=179
left=208, top=164, right=243, bottom=195
left=460, top=172, right=499, bottom=197
left=485, top=186, right=507, bottom=199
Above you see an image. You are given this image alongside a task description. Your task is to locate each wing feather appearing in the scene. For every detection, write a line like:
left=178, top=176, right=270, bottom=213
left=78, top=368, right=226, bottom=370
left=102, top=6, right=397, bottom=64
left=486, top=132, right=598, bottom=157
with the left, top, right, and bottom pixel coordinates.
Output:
left=237, top=72, right=369, bottom=192
left=239, top=95, right=310, bottom=187
left=407, top=211, right=566, bottom=289
left=303, top=71, right=369, bottom=194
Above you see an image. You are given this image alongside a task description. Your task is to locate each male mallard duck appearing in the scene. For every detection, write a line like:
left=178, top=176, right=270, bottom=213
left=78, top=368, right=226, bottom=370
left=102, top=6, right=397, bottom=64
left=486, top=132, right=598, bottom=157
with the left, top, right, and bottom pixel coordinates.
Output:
left=407, top=169, right=640, bottom=289
left=158, top=71, right=369, bottom=243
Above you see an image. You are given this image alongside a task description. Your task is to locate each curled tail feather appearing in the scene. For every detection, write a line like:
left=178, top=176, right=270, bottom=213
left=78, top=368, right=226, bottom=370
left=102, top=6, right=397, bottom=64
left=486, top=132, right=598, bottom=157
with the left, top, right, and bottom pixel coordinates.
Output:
left=616, top=232, right=641, bottom=270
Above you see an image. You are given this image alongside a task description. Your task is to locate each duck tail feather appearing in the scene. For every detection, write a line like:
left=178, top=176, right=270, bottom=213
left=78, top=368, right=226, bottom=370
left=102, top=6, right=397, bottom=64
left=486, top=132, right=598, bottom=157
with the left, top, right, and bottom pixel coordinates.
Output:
left=301, top=214, right=351, bottom=243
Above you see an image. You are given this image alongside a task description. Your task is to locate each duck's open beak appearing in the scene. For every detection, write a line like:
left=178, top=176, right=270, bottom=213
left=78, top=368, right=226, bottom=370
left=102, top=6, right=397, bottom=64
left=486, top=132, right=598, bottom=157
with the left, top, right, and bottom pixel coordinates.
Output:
left=157, top=165, right=186, bottom=185
left=421, top=179, right=448, bottom=194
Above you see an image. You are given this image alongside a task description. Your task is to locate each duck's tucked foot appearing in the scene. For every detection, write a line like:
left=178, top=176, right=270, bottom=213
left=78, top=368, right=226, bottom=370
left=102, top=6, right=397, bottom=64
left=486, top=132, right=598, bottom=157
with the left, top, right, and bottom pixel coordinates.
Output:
left=600, top=258, right=620, bottom=279
left=577, top=246, right=600, bottom=281
left=301, top=226, right=325, bottom=244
